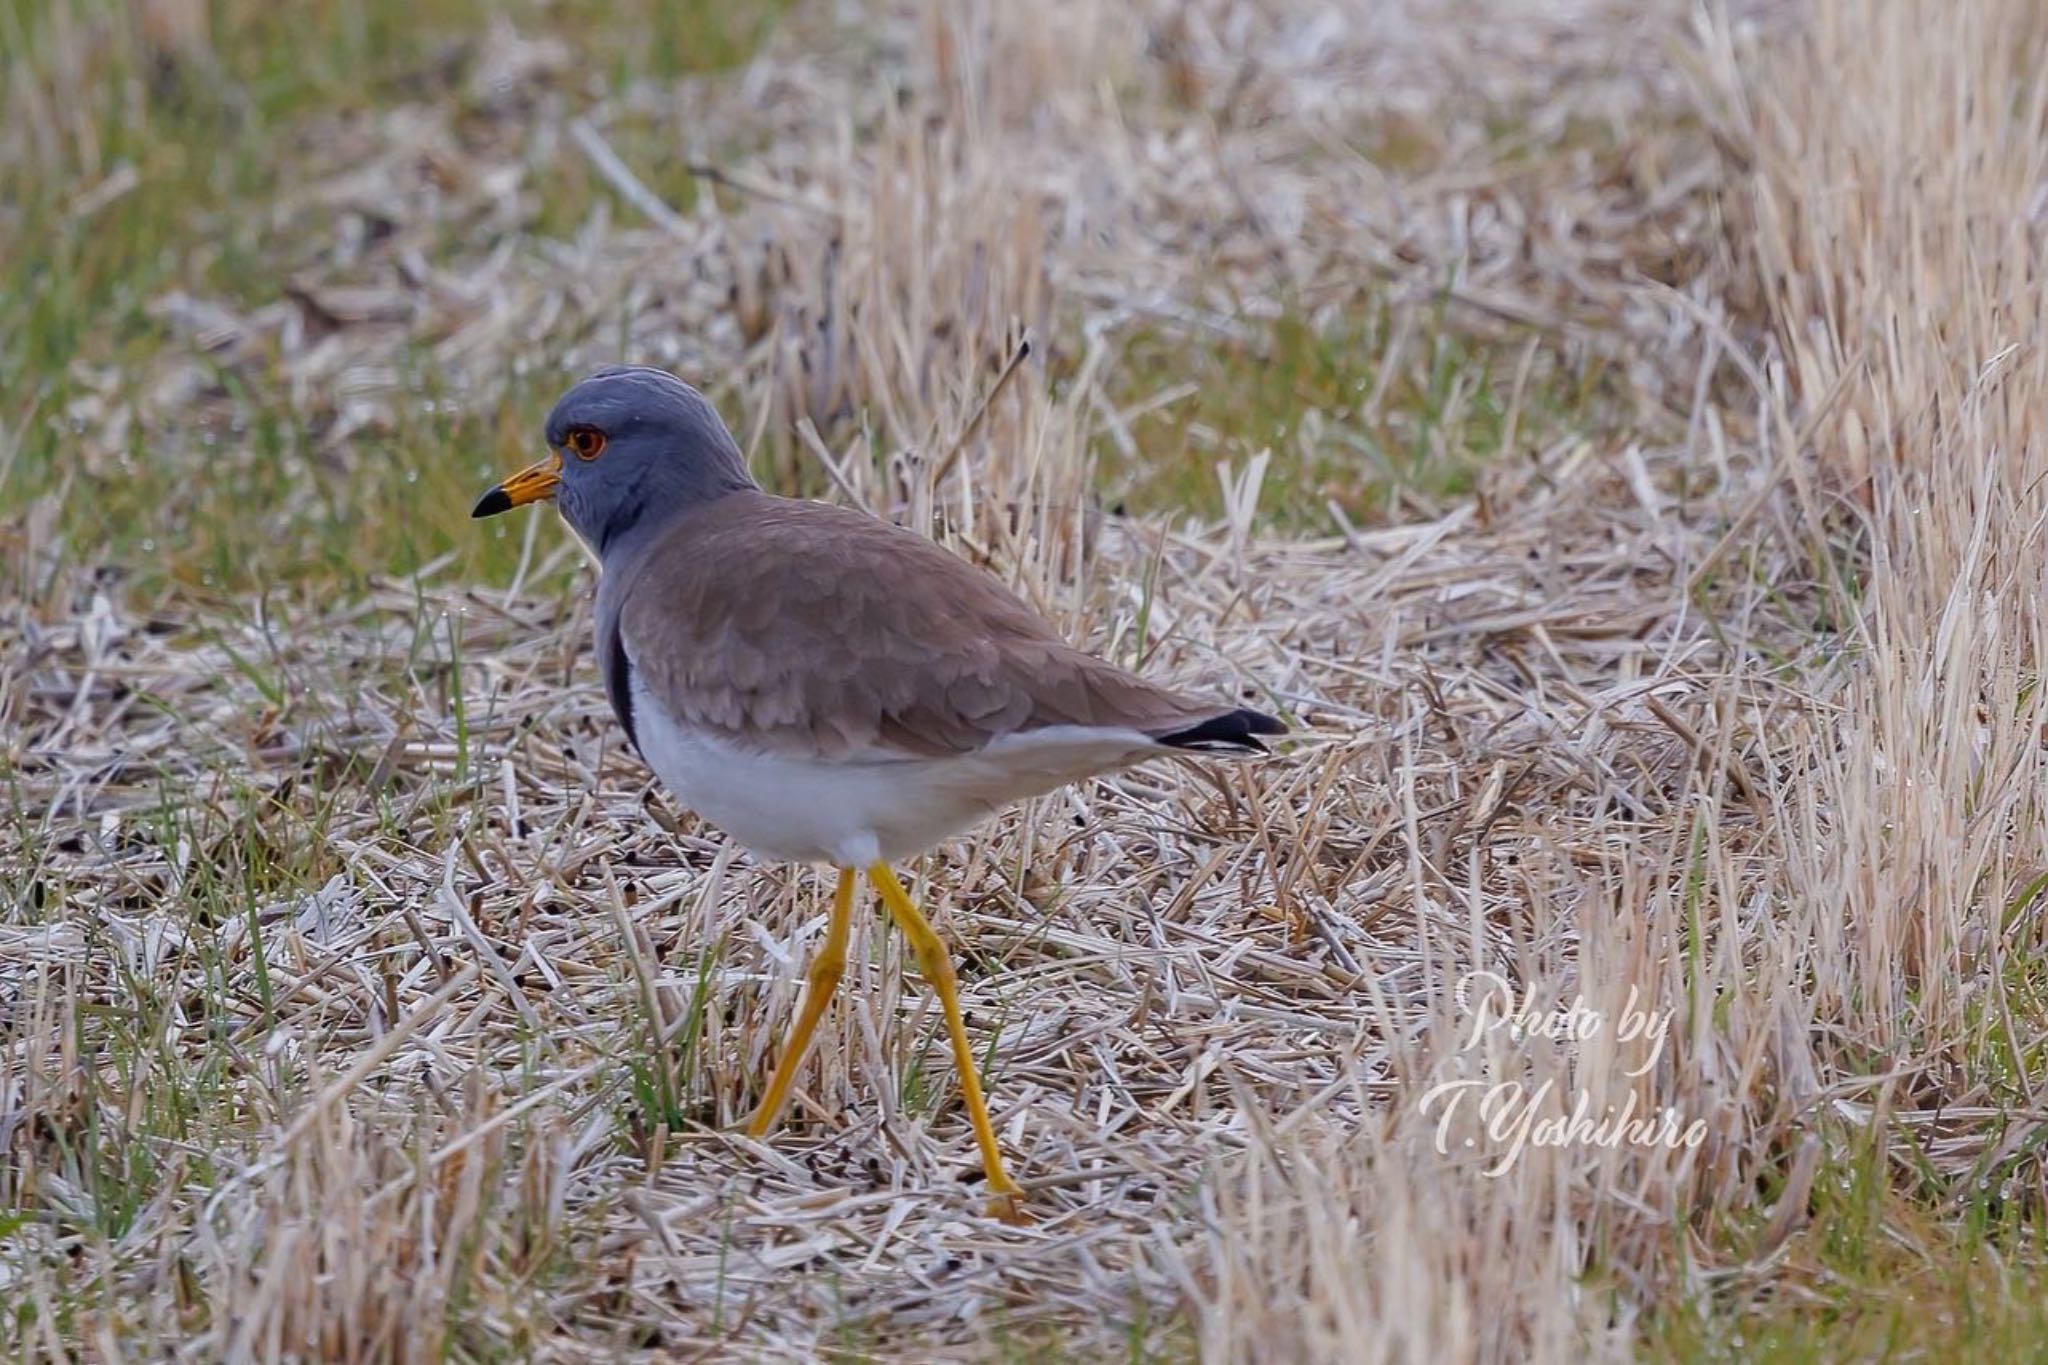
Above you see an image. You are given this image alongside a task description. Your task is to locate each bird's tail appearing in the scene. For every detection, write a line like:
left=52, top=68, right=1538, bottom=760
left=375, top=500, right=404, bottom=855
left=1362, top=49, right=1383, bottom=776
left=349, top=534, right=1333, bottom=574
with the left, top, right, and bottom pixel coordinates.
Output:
left=1151, top=706, right=1287, bottom=754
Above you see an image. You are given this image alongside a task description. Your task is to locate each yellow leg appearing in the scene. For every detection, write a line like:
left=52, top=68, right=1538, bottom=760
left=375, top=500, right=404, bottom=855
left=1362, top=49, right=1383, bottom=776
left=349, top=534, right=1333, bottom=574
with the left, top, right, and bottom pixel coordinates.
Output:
left=867, top=863, right=1025, bottom=1215
left=746, top=868, right=856, bottom=1138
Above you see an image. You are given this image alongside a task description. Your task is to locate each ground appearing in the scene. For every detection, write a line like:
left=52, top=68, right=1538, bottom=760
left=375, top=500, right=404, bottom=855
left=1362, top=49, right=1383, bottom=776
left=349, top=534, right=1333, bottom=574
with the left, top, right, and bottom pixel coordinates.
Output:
left=6, top=0, right=2048, bottom=1359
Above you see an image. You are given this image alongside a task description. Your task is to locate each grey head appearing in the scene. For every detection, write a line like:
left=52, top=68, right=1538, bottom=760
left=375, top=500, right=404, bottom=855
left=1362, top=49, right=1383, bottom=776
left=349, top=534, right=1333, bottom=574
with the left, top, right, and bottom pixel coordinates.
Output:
left=471, top=366, right=759, bottom=556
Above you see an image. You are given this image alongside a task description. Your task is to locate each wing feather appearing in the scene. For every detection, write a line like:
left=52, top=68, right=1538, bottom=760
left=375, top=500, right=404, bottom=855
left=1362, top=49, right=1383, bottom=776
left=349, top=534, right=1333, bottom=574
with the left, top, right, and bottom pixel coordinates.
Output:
left=613, top=493, right=1223, bottom=760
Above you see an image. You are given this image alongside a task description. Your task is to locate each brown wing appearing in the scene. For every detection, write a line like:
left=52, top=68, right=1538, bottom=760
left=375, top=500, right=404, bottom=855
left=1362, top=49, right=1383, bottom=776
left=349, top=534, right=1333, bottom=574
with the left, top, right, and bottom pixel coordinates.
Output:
left=612, top=492, right=1221, bottom=760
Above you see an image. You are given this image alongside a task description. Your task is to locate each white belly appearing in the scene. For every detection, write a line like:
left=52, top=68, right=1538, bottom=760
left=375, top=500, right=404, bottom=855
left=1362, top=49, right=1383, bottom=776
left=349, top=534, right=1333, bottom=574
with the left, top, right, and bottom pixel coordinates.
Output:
left=629, top=676, right=1161, bottom=865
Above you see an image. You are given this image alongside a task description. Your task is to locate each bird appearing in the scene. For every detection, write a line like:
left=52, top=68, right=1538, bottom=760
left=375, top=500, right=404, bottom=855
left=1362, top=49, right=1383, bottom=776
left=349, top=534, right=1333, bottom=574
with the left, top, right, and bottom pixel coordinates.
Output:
left=473, top=365, right=1283, bottom=1219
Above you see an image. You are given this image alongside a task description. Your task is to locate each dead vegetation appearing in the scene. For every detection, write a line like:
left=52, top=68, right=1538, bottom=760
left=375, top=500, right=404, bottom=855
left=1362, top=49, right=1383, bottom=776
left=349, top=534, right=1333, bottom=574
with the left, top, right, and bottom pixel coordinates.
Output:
left=5, top=0, right=2047, bottom=1358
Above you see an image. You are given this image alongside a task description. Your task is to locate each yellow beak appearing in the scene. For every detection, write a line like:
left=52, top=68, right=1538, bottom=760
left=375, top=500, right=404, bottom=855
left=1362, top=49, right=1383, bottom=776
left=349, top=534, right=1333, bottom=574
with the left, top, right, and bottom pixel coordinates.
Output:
left=472, top=450, right=562, bottom=518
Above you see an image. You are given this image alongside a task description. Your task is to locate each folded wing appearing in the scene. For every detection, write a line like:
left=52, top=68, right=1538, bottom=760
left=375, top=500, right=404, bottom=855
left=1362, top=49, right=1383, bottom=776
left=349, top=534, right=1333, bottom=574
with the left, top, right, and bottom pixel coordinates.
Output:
left=606, top=493, right=1281, bottom=761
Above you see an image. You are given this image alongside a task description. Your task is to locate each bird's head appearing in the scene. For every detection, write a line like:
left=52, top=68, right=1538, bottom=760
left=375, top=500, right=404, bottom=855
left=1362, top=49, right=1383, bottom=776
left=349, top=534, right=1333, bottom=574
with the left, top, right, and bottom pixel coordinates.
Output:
left=472, top=366, right=757, bottom=554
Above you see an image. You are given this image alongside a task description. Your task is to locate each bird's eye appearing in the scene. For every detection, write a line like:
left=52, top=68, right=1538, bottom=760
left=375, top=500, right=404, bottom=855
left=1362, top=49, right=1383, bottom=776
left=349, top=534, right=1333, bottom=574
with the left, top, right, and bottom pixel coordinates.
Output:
left=567, top=427, right=607, bottom=460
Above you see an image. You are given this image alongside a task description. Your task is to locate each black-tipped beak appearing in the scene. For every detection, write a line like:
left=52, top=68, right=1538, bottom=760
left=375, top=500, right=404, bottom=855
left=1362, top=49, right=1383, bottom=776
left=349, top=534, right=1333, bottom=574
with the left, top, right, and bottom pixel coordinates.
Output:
left=471, top=450, right=562, bottom=519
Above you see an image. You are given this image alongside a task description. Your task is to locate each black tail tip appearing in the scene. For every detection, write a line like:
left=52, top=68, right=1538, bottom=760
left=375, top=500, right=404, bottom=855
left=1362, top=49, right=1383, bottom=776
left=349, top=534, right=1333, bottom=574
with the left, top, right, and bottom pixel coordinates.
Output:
left=1156, top=706, right=1287, bottom=753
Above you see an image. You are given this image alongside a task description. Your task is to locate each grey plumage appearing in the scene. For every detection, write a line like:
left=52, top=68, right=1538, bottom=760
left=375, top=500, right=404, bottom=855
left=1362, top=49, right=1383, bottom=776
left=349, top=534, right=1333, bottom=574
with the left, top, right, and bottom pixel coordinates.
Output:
left=487, top=364, right=1284, bottom=770
left=548, top=366, right=758, bottom=556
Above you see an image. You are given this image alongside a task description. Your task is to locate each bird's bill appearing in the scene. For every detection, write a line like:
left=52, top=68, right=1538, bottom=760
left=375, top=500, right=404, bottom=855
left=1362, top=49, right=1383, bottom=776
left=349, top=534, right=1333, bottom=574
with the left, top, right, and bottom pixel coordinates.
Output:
left=472, top=450, right=562, bottom=518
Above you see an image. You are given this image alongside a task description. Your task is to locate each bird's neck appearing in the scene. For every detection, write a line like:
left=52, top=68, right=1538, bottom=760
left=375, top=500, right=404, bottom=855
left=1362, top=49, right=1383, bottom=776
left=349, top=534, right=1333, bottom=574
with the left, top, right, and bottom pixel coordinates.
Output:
left=597, top=483, right=757, bottom=563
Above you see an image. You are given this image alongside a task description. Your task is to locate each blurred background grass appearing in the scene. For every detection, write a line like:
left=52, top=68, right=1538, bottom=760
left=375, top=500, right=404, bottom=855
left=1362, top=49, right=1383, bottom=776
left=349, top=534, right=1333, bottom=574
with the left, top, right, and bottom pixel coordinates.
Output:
left=2, top=0, right=786, bottom=601
left=2, top=0, right=1588, bottom=608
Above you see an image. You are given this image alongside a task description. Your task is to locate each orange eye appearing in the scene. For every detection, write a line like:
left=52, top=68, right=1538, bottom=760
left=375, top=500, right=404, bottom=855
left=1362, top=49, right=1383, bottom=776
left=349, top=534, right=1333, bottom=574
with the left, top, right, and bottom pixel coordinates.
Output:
left=567, top=427, right=606, bottom=460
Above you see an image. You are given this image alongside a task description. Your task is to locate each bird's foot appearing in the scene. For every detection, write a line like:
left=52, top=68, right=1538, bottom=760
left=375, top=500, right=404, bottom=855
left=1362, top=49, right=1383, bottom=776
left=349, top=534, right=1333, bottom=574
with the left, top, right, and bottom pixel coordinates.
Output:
left=985, top=1187, right=1032, bottom=1226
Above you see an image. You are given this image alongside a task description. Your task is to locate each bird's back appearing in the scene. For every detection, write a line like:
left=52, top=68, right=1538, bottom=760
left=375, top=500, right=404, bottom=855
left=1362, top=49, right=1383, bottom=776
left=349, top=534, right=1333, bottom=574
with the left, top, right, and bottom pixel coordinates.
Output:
left=602, top=491, right=1249, bottom=763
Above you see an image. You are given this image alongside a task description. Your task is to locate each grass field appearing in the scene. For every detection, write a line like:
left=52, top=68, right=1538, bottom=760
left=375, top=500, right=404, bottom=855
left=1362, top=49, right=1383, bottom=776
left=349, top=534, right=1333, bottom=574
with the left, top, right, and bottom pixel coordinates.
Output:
left=8, top=0, right=2048, bottom=1358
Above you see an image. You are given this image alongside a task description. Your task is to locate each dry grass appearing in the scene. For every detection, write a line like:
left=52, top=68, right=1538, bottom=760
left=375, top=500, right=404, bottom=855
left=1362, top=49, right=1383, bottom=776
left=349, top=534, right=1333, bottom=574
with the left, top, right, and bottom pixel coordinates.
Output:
left=7, top=0, right=2048, bottom=1358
